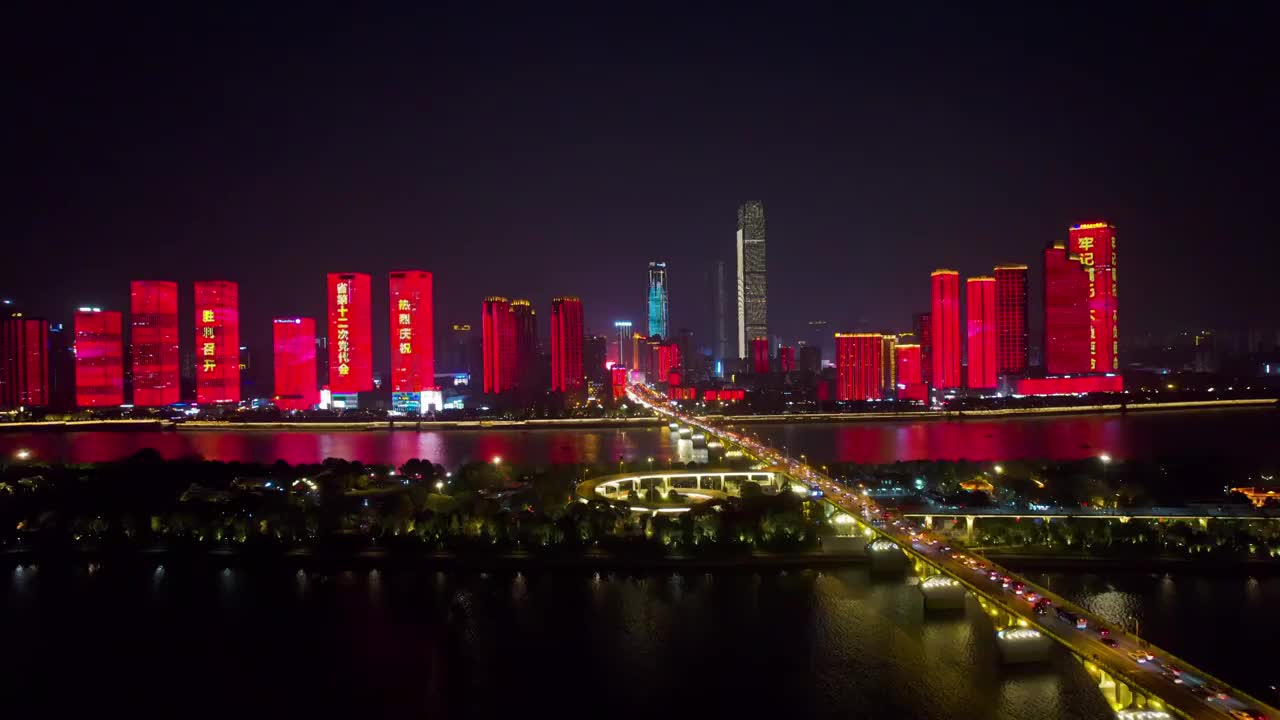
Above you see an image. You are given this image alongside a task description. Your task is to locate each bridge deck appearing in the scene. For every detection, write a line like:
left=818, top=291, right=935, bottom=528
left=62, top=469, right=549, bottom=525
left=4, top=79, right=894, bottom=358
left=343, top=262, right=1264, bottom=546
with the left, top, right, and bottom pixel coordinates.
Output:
left=630, top=385, right=1279, bottom=720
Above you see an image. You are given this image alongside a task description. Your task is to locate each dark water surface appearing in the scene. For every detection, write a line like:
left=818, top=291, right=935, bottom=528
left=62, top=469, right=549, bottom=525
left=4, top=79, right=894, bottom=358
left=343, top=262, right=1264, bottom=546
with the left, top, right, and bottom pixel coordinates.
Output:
left=1, top=407, right=1276, bottom=467
left=3, top=562, right=1120, bottom=719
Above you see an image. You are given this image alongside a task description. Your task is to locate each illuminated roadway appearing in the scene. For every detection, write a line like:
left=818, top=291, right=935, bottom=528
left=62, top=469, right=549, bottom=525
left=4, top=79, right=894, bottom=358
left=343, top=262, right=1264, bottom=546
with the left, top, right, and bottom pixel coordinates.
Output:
left=629, top=385, right=1277, bottom=720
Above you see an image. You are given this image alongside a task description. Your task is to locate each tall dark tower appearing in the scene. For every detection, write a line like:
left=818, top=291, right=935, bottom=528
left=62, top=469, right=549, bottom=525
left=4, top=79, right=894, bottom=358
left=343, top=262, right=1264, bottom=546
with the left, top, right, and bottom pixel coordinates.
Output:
left=736, top=201, right=768, bottom=358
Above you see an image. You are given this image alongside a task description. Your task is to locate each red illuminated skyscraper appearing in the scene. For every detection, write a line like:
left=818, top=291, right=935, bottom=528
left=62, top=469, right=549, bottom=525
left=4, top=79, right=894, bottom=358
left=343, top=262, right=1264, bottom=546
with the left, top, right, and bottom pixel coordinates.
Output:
left=511, top=298, right=537, bottom=388
left=994, top=265, right=1028, bottom=375
left=1068, top=221, right=1119, bottom=372
left=551, top=296, right=584, bottom=392
left=930, top=270, right=960, bottom=390
left=389, top=271, right=435, bottom=392
left=74, top=309, right=123, bottom=407
left=1, top=315, right=49, bottom=408
left=894, top=343, right=927, bottom=401
left=273, top=318, right=317, bottom=411
left=130, top=280, right=179, bottom=406
left=914, top=311, right=932, bottom=387
left=751, top=337, right=769, bottom=374
left=1044, top=244, right=1091, bottom=374
left=966, top=276, right=997, bottom=390
left=482, top=297, right=516, bottom=393
left=778, top=345, right=795, bottom=373
left=834, top=333, right=884, bottom=401
left=327, top=273, right=373, bottom=394
left=194, top=280, right=240, bottom=404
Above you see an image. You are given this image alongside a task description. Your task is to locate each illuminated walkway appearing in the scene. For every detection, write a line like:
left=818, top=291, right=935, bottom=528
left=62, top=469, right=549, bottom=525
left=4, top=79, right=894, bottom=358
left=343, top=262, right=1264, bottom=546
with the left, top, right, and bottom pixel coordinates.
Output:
left=628, top=384, right=1279, bottom=720
left=576, top=469, right=786, bottom=512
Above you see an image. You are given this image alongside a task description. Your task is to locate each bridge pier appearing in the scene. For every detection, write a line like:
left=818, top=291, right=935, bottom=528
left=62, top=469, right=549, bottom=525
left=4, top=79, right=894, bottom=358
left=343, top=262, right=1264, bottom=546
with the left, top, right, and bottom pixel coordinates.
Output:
left=917, top=575, right=966, bottom=611
left=1079, top=657, right=1171, bottom=714
left=867, top=540, right=908, bottom=576
left=994, top=628, right=1052, bottom=664
left=965, top=515, right=976, bottom=542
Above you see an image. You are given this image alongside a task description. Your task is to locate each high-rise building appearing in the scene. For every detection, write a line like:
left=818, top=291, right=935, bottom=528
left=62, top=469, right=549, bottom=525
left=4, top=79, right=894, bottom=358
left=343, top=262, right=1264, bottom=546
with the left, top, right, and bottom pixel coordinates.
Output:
left=1069, top=221, right=1119, bottom=372
left=714, top=260, right=729, bottom=362
left=994, top=264, right=1029, bottom=375
left=835, top=333, right=884, bottom=401
left=736, top=201, right=768, bottom=357
left=551, top=296, right=584, bottom=393
left=914, top=312, right=932, bottom=387
left=510, top=298, right=537, bottom=389
left=880, top=333, right=898, bottom=393
left=389, top=271, right=435, bottom=392
left=895, top=343, right=927, bottom=402
left=778, top=345, right=795, bottom=373
left=482, top=297, right=516, bottom=393
left=130, top=280, right=179, bottom=406
left=930, top=271, right=960, bottom=390
left=194, top=280, right=240, bottom=404
left=798, top=344, right=821, bottom=374
left=655, top=342, right=680, bottom=384
left=327, top=273, right=373, bottom=394
left=1043, top=244, right=1091, bottom=374
left=966, top=276, right=997, bottom=390
left=73, top=308, right=123, bottom=407
left=751, top=337, right=769, bottom=374
left=613, top=321, right=633, bottom=368
left=584, top=334, right=608, bottom=385
left=447, top=323, right=475, bottom=375
left=1, top=314, right=49, bottom=408
left=272, top=317, right=317, bottom=411
left=647, top=261, right=669, bottom=339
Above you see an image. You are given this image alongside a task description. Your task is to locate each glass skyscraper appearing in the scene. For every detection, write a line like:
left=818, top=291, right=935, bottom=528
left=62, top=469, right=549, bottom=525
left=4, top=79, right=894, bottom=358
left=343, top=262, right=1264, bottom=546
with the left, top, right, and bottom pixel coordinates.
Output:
left=647, top=261, right=668, bottom=339
left=736, top=201, right=767, bottom=358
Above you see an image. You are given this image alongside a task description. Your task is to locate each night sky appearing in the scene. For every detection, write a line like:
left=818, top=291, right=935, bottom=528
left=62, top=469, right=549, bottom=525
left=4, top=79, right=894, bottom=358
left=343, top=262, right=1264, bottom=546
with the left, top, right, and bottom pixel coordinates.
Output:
left=10, top=3, right=1278, bottom=368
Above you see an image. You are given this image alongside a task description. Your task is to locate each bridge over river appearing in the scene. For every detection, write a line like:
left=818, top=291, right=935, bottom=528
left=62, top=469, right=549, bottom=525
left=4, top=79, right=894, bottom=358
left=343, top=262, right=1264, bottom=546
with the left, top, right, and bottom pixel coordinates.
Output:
left=629, top=384, right=1278, bottom=720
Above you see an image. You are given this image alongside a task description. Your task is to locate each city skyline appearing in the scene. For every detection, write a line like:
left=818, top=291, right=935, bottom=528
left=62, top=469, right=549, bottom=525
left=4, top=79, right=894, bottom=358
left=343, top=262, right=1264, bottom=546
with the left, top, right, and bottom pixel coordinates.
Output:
left=11, top=5, right=1276, bottom=367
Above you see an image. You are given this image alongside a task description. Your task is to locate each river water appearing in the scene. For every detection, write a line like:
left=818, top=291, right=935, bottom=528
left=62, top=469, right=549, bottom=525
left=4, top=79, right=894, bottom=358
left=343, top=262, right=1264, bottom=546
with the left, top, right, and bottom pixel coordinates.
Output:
left=1, top=407, right=1276, bottom=467
left=4, top=561, right=1275, bottom=718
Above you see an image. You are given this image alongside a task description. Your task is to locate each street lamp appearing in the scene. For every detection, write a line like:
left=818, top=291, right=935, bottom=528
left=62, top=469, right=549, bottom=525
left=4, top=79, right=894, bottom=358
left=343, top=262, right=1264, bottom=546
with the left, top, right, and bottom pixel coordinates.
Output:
left=435, top=481, right=444, bottom=491
left=492, top=456, right=502, bottom=466
left=994, top=465, right=1003, bottom=474
left=1099, top=454, right=1111, bottom=465
left=14, top=449, right=31, bottom=461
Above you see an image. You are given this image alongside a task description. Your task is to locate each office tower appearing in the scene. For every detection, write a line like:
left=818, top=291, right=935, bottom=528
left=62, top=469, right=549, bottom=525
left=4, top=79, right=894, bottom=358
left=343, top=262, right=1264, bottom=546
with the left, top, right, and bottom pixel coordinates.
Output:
left=327, top=273, right=373, bottom=393
left=914, top=312, right=932, bottom=387
left=389, top=271, right=435, bottom=392
left=778, top=345, right=795, bottom=372
left=1044, top=244, right=1091, bottom=374
left=482, top=297, right=516, bottom=393
left=798, top=344, right=821, bottom=373
left=676, top=328, right=694, bottom=371
left=193, top=280, right=240, bottom=404
left=447, top=323, right=477, bottom=375
left=736, top=200, right=768, bottom=357
left=1069, top=221, right=1119, bottom=372
left=966, top=276, right=997, bottom=390
left=648, top=261, right=669, bottom=339
left=880, top=333, right=898, bottom=393
left=130, top=280, right=179, bottom=406
left=584, top=334, right=608, bottom=384
left=655, top=342, right=680, bottom=384
left=1, top=314, right=49, bottom=407
left=613, top=321, right=632, bottom=368
left=551, top=296, right=584, bottom=392
left=74, top=309, right=123, bottom=407
left=835, top=333, right=884, bottom=401
left=751, top=337, right=769, bottom=374
left=895, top=343, right=927, bottom=401
left=272, top=317, right=317, bottom=411
left=993, top=264, right=1028, bottom=375
left=714, top=260, right=729, bottom=362
left=930, top=271, right=960, bottom=390
left=509, top=298, right=537, bottom=389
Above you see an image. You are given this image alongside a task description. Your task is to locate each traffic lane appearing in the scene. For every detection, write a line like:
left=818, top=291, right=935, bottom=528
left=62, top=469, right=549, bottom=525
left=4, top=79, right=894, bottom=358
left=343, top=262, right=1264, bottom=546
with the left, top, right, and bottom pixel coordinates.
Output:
left=641, top=398, right=1264, bottom=720
left=843, top=501, right=1237, bottom=720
